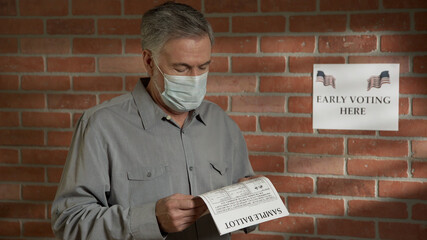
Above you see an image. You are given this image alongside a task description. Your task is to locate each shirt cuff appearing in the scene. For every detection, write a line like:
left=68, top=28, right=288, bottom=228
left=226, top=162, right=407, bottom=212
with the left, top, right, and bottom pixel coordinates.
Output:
left=130, top=201, right=164, bottom=240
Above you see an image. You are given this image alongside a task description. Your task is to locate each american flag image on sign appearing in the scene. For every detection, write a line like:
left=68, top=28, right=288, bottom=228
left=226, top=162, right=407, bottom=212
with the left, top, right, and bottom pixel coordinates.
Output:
left=367, top=71, right=390, bottom=91
left=316, top=71, right=336, bottom=88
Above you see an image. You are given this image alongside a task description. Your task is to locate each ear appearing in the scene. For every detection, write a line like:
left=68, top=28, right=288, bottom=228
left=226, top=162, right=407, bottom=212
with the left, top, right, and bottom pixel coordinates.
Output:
left=142, top=49, right=154, bottom=76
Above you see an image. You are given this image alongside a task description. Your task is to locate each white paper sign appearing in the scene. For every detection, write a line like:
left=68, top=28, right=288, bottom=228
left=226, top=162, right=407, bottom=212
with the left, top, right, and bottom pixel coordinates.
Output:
left=198, top=177, right=288, bottom=235
left=313, top=64, right=399, bottom=130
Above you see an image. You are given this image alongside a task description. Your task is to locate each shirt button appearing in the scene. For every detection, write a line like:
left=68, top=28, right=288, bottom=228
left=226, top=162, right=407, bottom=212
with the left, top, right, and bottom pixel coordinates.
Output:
left=147, top=172, right=152, bottom=177
left=166, top=115, right=171, bottom=120
left=189, top=166, right=193, bottom=171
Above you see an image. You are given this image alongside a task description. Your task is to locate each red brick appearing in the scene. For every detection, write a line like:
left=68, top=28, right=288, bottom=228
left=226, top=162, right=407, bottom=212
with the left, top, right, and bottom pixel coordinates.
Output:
left=289, top=56, right=345, bottom=73
left=349, top=200, right=407, bottom=219
left=124, top=0, right=201, bottom=14
left=232, top=233, right=284, bottom=240
left=100, top=94, right=122, bottom=103
left=74, top=76, right=123, bottom=91
left=73, top=112, right=83, bottom=127
left=98, top=19, right=140, bottom=35
left=317, top=218, right=375, bottom=238
left=99, top=56, right=145, bottom=73
left=47, top=57, right=95, bottom=73
left=414, top=56, right=427, bottom=73
left=0, top=184, right=19, bottom=200
left=229, top=115, right=256, bottom=132
left=125, top=76, right=140, bottom=91
left=207, top=76, right=256, bottom=93
left=249, top=155, right=284, bottom=173
left=23, top=221, right=54, bottom=237
left=204, top=96, right=228, bottom=111
left=125, top=38, right=141, bottom=53
left=21, top=38, right=70, bottom=54
left=207, top=17, right=229, bottom=33
left=48, top=94, right=96, bottom=109
left=380, top=119, right=427, bottom=137
left=399, top=97, right=409, bottom=115
left=288, top=136, right=344, bottom=155
left=212, top=37, right=257, bottom=53
left=0, top=0, right=16, bottom=16
left=210, top=57, right=228, bottom=73
left=260, top=116, right=312, bottom=133
left=20, top=0, right=67, bottom=16
left=0, top=93, right=45, bottom=109
left=0, top=19, right=43, bottom=34
left=382, top=34, right=427, bottom=52
left=244, top=135, right=284, bottom=152
left=319, top=35, right=377, bottom=53
left=261, top=0, right=316, bottom=12
left=47, top=131, right=73, bottom=147
left=351, top=13, right=409, bottom=32
left=320, top=0, right=379, bottom=10
left=318, top=129, right=375, bottom=135
left=379, top=222, right=427, bottom=240
left=348, top=159, right=408, bottom=177
left=0, top=220, right=20, bottom=236
left=412, top=203, right=427, bottom=220
left=73, top=0, right=121, bottom=15
left=73, top=38, right=122, bottom=54
left=400, top=77, right=427, bottom=95
left=0, top=149, right=18, bottom=163
left=232, top=16, right=286, bottom=33
left=0, top=56, right=44, bottom=72
left=0, top=203, right=45, bottom=219
left=288, top=96, right=312, bottom=113
left=0, top=38, right=17, bottom=53
left=21, top=75, right=70, bottom=91
left=22, top=112, right=70, bottom=128
left=0, top=129, right=44, bottom=146
left=318, top=177, right=375, bottom=197
left=260, top=216, right=314, bottom=233
left=288, top=156, right=344, bottom=175
left=379, top=181, right=427, bottom=200
left=412, top=161, right=427, bottom=178
left=232, top=96, right=285, bottom=113
left=206, top=0, right=257, bottom=13
left=23, top=185, right=57, bottom=201
left=383, top=0, right=427, bottom=8
left=47, top=19, right=94, bottom=34
left=260, top=76, right=312, bottom=93
left=412, top=140, right=427, bottom=158
left=0, top=112, right=19, bottom=127
left=349, top=56, right=409, bottom=73
left=415, top=12, right=427, bottom=30
left=233, top=57, right=285, bottom=73
left=22, top=149, right=68, bottom=165
left=47, top=167, right=63, bottom=183
left=261, top=36, right=315, bottom=53
left=288, top=197, right=344, bottom=215
left=0, top=166, right=44, bottom=182
left=348, top=138, right=408, bottom=157
left=290, top=15, right=346, bottom=32
left=0, top=75, right=18, bottom=89
left=268, top=175, right=313, bottom=193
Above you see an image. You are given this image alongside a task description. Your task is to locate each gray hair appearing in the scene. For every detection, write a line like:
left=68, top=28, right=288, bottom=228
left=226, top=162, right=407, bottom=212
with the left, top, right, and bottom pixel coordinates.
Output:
left=141, top=1, right=214, bottom=57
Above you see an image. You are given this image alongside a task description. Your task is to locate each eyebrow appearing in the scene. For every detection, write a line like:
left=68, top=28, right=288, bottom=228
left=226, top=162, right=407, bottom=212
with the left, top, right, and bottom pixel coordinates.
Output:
left=172, top=60, right=211, bottom=69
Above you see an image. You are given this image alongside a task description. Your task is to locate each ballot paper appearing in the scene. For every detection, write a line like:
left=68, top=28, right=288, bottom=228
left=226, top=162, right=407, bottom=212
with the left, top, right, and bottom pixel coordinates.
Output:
left=198, top=176, right=289, bottom=235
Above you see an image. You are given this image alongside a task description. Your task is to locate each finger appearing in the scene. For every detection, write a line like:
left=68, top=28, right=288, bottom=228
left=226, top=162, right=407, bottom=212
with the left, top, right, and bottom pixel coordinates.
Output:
left=169, top=193, right=194, bottom=200
left=191, top=197, right=206, bottom=207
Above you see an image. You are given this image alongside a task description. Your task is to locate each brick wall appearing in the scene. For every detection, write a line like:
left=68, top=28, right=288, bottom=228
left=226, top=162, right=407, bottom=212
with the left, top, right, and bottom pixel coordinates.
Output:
left=0, top=0, right=426, bottom=239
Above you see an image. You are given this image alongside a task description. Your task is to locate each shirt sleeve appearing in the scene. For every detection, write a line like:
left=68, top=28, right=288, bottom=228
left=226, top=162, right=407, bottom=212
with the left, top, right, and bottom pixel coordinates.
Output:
left=51, top=115, right=165, bottom=240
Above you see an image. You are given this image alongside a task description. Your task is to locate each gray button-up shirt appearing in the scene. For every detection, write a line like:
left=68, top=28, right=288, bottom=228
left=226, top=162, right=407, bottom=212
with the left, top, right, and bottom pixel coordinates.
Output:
left=51, top=78, right=254, bottom=240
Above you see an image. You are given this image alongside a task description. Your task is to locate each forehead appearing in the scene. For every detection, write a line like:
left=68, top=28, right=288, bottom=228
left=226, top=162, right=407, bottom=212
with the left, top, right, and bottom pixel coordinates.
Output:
left=159, top=35, right=212, bottom=65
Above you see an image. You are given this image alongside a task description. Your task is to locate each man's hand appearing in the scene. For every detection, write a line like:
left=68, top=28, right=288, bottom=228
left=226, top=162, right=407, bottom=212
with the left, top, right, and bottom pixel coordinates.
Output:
left=155, top=193, right=207, bottom=233
left=238, top=175, right=263, bottom=183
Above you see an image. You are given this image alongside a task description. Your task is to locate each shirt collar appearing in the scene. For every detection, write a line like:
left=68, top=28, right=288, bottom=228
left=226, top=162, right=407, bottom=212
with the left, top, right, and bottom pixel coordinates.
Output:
left=131, top=78, right=207, bottom=130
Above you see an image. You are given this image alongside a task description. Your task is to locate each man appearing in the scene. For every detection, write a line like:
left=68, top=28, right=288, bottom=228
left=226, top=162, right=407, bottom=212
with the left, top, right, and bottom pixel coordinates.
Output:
left=51, top=2, right=254, bottom=240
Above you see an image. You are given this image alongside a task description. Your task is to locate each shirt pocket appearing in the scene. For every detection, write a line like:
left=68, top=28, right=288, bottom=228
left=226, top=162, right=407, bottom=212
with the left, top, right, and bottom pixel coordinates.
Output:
left=127, top=164, right=171, bottom=205
left=209, top=161, right=229, bottom=190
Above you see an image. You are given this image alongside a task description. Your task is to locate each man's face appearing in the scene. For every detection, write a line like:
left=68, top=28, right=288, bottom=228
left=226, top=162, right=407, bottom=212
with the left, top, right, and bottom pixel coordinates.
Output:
left=152, top=34, right=212, bottom=91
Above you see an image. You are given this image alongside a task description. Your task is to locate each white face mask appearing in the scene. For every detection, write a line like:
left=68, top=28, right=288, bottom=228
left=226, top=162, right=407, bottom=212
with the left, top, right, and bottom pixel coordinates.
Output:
left=153, top=60, right=208, bottom=113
